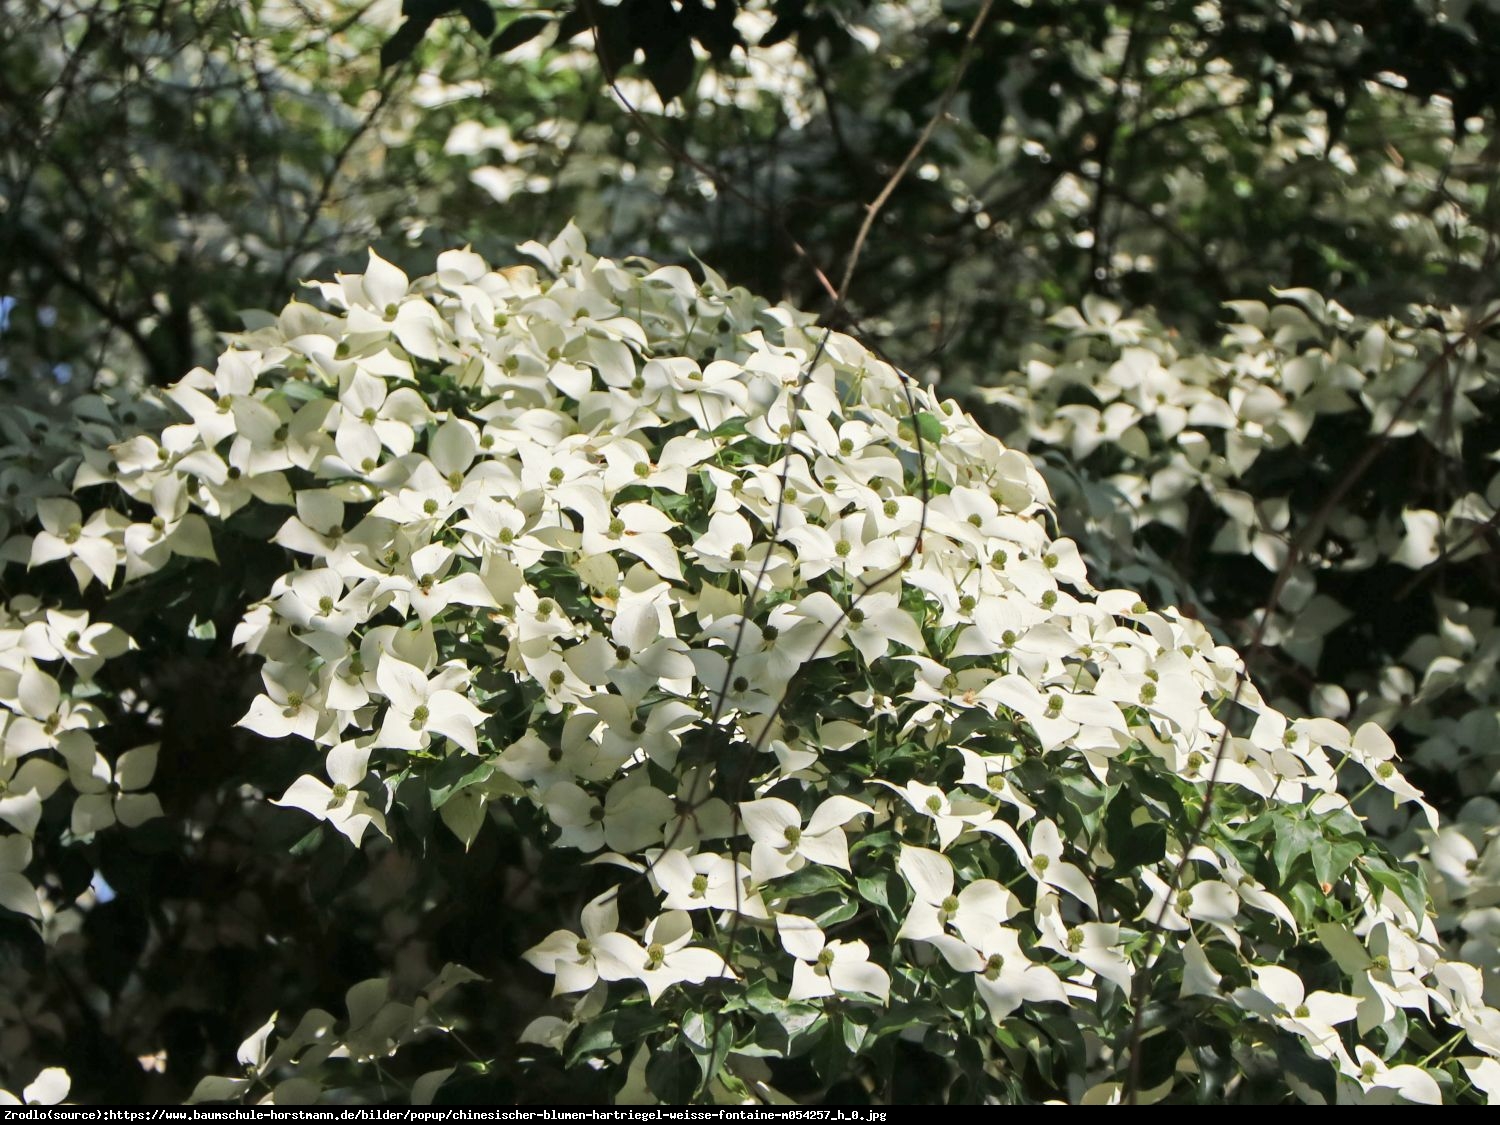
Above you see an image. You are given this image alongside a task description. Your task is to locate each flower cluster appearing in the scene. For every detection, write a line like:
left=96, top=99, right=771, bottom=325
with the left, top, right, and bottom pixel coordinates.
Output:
left=5, top=228, right=1500, bottom=1103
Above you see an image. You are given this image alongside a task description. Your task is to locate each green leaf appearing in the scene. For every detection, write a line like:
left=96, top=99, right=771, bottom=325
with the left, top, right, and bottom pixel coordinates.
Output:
left=288, top=824, right=325, bottom=856
left=1105, top=798, right=1167, bottom=873
left=381, top=16, right=437, bottom=68
left=768, top=865, right=845, bottom=900
left=680, top=1009, right=733, bottom=1089
left=1358, top=854, right=1427, bottom=919
left=642, top=35, right=696, bottom=101
left=567, top=1006, right=665, bottom=1065
left=709, top=416, right=749, bottom=438
left=490, top=15, right=550, bottom=55
left=426, top=756, right=494, bottom=810
left=458, top=0, right=495, bottom=39
left=1270, top=815, right=1320, bottom=883
left=754, top=1005, right=826, bottom=1058
left=645, top=1039, right=696, bottom=1103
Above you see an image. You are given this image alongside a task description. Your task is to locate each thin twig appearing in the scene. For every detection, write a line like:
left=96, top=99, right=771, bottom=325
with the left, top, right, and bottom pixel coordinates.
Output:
left=836, top=0, right=996, bottom=302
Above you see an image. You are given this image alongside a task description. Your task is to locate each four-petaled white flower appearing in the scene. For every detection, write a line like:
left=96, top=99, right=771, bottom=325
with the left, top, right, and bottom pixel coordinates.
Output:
left=274, top=741, right=388, bottom=846
left=60, top=740, right=163, bottom=836
left=895, top=845, right=1018, bottom=943
left=777, top=913, right=890, bottom=1002
left=522, top=888, right=620, bottom=995
left=740, top=795, right=872, bottom=884
left=595, top=910, right=734, bottom=1004
left=374, top=658, right=486, bottom=754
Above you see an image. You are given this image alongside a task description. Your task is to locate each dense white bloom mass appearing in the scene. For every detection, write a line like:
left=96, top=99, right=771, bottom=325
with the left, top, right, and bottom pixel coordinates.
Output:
left=4, top=227, right=1499, bottom=1104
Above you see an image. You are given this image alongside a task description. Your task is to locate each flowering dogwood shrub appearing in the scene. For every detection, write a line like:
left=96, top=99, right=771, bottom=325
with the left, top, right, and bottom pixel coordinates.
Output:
left=976, top=292, right=1500, bottom=1005
left=3, top=228, right=1500, bottom=1104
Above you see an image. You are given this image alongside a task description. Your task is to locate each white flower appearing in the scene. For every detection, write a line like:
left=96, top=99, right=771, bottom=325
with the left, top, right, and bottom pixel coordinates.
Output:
left=374, top=658, right=486, bottom=755
left=523, top=888, right=620, bottom=995
left=274, top=741, right=388, bottom=846
left=0, top=1066, right=69, bottom=1106
left=740, top=795, right=871, bottom=884
left=1345, top=1045, right=1442, bottom=1104
left=878, top=780, right=992, bottom=849
left=60, top=740, right=163, bottom=836
left=28, top=498, right=123, bottom=589
left=777, top=913, right=890, bottom=1003
left=895, top=845, right=1018, bottom=943
left=0, top=743, right=68, bottom=837
left=0, top=834, right=40, bottom=920
left=595, top=910, right=733, bottom=1003
left=1234, top=964, right=1359, bottom=1069
left=654, top=849, right=767, bottom=918
left=924, top=927, right=1067, bottom=1021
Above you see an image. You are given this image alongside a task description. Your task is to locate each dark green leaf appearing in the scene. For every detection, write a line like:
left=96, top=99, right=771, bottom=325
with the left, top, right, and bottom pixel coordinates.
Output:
left=645, top=1039, right=696, bottom=1103
left=490, top=15, right=550, bottom=55
left=458, top=0, right=496, bottom=39
left=381, top=17, right=436, bottom=68
left=288, top=824, right=325, bottom=856
left=642, top=35, right=696, bottom=102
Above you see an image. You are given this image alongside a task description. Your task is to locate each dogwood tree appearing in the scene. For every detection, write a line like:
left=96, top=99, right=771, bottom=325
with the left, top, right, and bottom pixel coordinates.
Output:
left=3, top=228, right=1498, bottom=1105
